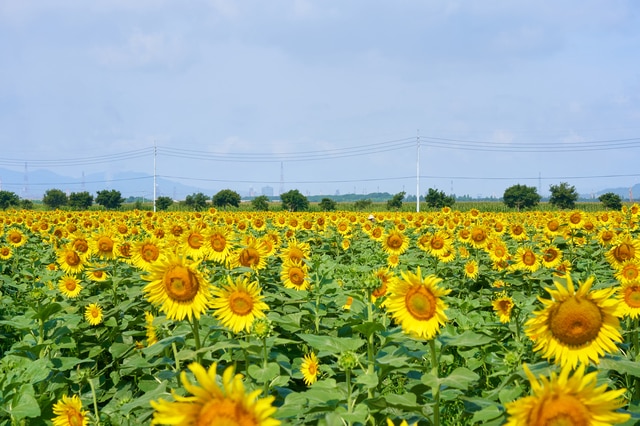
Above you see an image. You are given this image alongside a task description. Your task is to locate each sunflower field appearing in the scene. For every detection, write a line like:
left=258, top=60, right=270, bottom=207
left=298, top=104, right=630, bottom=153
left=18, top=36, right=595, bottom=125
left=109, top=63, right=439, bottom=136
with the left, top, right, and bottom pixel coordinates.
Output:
left=1, top=206, right=640, bottom=425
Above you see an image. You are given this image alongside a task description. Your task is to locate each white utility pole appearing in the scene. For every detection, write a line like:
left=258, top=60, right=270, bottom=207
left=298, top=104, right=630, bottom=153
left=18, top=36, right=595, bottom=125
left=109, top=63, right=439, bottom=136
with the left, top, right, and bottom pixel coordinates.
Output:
left=416, top=130, right=420, bottom=212
left=153, top=142, right=157, bottom=212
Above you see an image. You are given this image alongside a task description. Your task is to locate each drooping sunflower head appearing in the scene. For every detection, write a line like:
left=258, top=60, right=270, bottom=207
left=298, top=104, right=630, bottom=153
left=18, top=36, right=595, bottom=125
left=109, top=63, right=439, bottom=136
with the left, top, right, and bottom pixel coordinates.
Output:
left=505, top=363, right=630, bottom=426
left=150, top=362, right=280, bottom=426
left=142, top=252, right=212, bottom=321
left=383, top=267, right=451, bottom=340
left=211, top=275, right=269, bottom=334
left=524, top=274, right=624, bottom=368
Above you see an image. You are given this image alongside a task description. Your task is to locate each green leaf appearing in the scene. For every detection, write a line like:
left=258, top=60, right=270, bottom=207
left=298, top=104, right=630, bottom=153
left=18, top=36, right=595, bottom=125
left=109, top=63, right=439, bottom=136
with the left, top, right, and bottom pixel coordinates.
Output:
left=354, top=371, right=378, bottom=389
left=352, top=321, right=385, bottom=338
left=298, top=334, right=364, bottom=355
left=600, top=356, right=640, bottom=378
left=51, top=356, right=93, bottom=371
left=7, top=384, right=41, bottom=419
left=247, top=362, right=280, bottom=383
left=470, top=405, right=505, bottom=425
left=32, top=302, right=62, bottom=321
left=422, top=367, right=480, bottom=391
left=440, top=330, right=494, bottom=347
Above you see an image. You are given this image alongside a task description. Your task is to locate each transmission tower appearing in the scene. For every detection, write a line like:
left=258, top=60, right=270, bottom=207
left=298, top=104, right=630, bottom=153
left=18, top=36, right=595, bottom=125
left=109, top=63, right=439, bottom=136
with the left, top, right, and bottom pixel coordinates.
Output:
left=279, top=162, right=284, bottom=196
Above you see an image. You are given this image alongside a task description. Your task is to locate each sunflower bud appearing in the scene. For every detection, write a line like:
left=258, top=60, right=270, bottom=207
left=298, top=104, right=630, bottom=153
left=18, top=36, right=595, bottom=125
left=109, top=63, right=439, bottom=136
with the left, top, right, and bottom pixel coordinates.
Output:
left=251, top=317, right=273, bottom=339
left=338, top=351, right=358, bottom=371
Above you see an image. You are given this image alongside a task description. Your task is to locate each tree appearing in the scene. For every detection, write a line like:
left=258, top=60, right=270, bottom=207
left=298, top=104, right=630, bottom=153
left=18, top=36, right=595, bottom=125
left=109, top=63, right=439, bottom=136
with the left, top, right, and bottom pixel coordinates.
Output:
left=212, top=189, right=241, bottom=209
left=503, top=184, right=541, bottom=211
left=95, top=189, right=124, bottom=210
left=251, top=195, right=270, bottom=211
left=353, top=198, right=372, bottom=211
left=425, top=188, right=455, bottom=209
left=549, top=182, right=578, bottom=210
left=20, top=199, right=34, bottom=210
left=280, top=189, right=309, bottom=212
left=155, top=196, right=174, bottom=211
left=318, top=198, right=337, bottom=211
left=0, top=190, right=20, bottom=210
left=184, top=192, right=209, bottom=211
left=43, top=188, right=68, bottom=210
left=599, top=192, right=623, bottom=211
left=68, top=191, right=93, bottom=210
left=386, top=191, right=405, bottom=210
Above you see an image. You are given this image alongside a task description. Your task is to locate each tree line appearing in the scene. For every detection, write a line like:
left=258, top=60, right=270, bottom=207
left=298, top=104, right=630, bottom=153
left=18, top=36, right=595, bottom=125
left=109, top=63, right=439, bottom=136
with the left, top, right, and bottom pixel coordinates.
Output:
left=0, top=182, right=626, bottom=212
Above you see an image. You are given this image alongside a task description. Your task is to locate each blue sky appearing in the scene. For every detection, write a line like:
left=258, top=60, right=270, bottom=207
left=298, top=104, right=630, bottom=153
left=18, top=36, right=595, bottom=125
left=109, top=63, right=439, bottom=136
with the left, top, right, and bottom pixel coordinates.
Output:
left=1, top=1, right=639, bottom=199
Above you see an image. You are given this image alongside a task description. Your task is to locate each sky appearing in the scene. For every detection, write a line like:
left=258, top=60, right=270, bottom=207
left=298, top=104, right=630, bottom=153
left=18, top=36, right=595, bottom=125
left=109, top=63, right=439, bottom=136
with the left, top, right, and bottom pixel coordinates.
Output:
left=1, top=0, right=640, bottom=200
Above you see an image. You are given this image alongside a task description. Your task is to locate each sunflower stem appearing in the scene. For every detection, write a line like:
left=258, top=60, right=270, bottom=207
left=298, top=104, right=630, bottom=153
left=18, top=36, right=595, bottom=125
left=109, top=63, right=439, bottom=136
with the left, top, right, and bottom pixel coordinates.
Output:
left=428, top=339, right=440, bottom=426
left=345, top=367, right=353, bottom=416
left=366, top=291, right=375, bottom=399
left=262, top=337, right=269, bottom=396
left=190, top=316, right=202, bottom=363
left=88, top=376, right=100, bottom=424
left=171, top=342, right=180, bottom=383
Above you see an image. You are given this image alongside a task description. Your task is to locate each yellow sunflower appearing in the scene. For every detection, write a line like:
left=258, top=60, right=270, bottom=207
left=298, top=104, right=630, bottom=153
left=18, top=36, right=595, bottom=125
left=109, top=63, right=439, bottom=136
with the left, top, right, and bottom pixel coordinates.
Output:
left=6, top=227, right=27, bottom=247
left=386, top=419, right=416, bottom=426
left=0, top=245, right=13, bottom=260
left=211, top=275, right=269, bottom=334
left=463, top=259, right=479, bottom=280
left=56, top=246, right=86, bottom=274
left=280, top=259, right=310, bottom=291
left=204, top=226, right=235, bottom=264
left=145, top=311, right=159, bottom=346
left=85, top=263, right=109, bottom=282
left=90, top=232, right=118, bottom=260
left=469, top=225, right=490, bottom=249
left=279, top=239, right=311, bottom=263
left=384, top=267, right=451, bottom=340
left=52, top=394, right=88, bottom=426
left=228, top=240, right=270, bottom=271
left=540, top=245, right=563, bottom=269
left=381, top=227, right=410, bottom=256
left=387, top=253, right=400, bottom=268
left=143, top=253, right=212, bottom=321
left=511, top=246, right=541, bottom=273
left=617, top=282, right=640, bottom=319
left=492, top=292, right=514, bottom=323
left=84, top=303, right=104, bottom=326
left=150, top=362, right=280, bottom=426
left=131, top=238, right=165, bottom=271
left=615, top=260, right=640, bottom=285
left=59, top=275, right=83, bottom=298
left=505, top=363, right=629, bottom=426
left=372, top=268, right=393, bottom=301
left=606, top=235, right=640, bottom=269
left=301, top=352, right=320, bottom=386
left=524, top=274, right=623, bottom=368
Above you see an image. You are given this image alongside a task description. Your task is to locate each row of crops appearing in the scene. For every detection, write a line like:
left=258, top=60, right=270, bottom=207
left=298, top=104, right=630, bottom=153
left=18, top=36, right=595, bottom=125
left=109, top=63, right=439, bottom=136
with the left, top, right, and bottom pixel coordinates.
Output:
left=1, top=206, right=640, bottom=425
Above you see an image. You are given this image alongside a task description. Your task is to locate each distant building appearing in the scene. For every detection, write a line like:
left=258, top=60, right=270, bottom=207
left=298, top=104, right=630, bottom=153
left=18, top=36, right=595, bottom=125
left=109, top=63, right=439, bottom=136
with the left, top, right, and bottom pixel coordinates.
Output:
left=262, top=185, right=274, bottom=197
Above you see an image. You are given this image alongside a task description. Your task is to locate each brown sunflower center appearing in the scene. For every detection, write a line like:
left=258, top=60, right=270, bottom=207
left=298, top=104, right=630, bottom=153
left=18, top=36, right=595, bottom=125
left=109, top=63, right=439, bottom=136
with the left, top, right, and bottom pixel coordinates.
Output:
left=387, top=234, right=404, bottom=250
left=569, top=213, right=582, bottom=225
left=163, top=266, right=199, bottom=302
left=372, top=282, right=388, bottom=298
left=624, top=286, right=640, bottom=308
left=210, top=234, right=227, bottom=252
left=471, top=228, right=487, bottom=243
left=613, top=243, right=635, bottom=262
left=511, top=225, right=524, bottom=235
left=405, top=286, right=437, bottom=321
left=532, top=394, right=589, bottom=426
left=65, top=280, right=77, bottom=291
left=65, top=251, right=81, bottom=266
left=372, top=228, right=383, bottom=239
left=0, top=247, right=10, bottom=256
left=97, top=236, right=114, bottom=253
left=9, top=232, right=22, bottom=243
left=67, top=409, right=85, bottom=426
left=239, top=247, right=260, bottom=267
left=547, top=220, right=560, bottom=232
left=431, top=237, right=445, bottom=250
left=543, top=248, right=559, bottom=262
left=522, top=250, right=536, bottom=266
left=288, top=267, right=306, bottom=286
left=141, top=244, right=160, bottom=262
left=549, top=297, right=602, bottom=347
left=601, top=231, right=614, bottom=243
left=73, top=239, right=89, bottom=253
left=622, top=265, right=640, bottom=281
left=188, top=233, right=204, bottom=249
left=229, top=291, right=254, bottom=316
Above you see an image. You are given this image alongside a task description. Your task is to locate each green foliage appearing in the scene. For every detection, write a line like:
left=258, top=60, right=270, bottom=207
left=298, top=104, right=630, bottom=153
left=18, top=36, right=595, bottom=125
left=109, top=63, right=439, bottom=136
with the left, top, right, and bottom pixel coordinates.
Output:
left=95, top=189, right=125, bottom=210
left=598, top=192, right=623, bottom=211
left=386, top=191, right=405, bottom=210
left=425, top=188, right=455, bottom=209
left=155, top=196, right=173, bottom=211
left=318, top=198, right=337, bottom=211
left=184, top=192, right=209, bottom=211
left=0, top=190, right=20, bottom=210
left=251, top=195, right=270, bottom=211
left=68, top=191, right=93, bottom=210
left=353, top=198, right=373, bottom=211
left=212, top=189, right=241, bottom=209
left=20, top=199, right=34, bottom=210
left=549, top=182, right=578, bottom=210
left=502, top=184, right=541, bottom=211
left=42, top=188, right=68, bottom=210
left=280, top=189, right=309, bottom=211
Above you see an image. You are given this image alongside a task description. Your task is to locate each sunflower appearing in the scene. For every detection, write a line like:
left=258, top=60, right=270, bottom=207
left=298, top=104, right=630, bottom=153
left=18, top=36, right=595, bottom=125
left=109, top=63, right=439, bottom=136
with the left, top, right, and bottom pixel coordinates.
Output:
left=279, top=239, right=311, bottom=263
left=90, top=232, right=118, bottom=260
left=524, top=274, right=623, bottom=368
left=131, top=238, right=165, bottom=271
left=386, top=419, right=416, bottom=426
left=59, top=275, right=83, bottom=298
left=540, top=245, right=563, bottom=269
left=301, top=353, right=320, bottom=386
left=469, top=225, right=490, bottom=249
left=387, top=253, right=400, bottom=268
left=0, top=245, right=13, bottom=260
left=52, top=394, right=88, bottom=426
left=617, top=282, right=640, bottom=319
left=211, top=275, right=269, bottom=334
left=145, top=311, right=159, bottom=346
left=6, top=227, right=27, bottom=247
left=372, top=268, right=393, bottom=300
left=143, top=253, right=212, bottom=321
left=508, top=223, right=528, bottom=241
left=205, top=226, right=235, bottom=264
left=615, top=260, right=640, bottom=285
left=56, top=246, right=86, bottom=274
left=181, top=226, right=207, bottom=259
left=605, top=235, right=640, bottom=269
left=417, top=231, right=452, bottom=257
left=492, top=292, right=514, bottom=323
left=381, top=227, right=409, bottom=256
left=280, top=259, right=310, bottom=291
left=228, top=240, right=270, bottom=271
left=504, top=363, right=629, bottom=426
left=463, top=259, right=479, bottom=280
left=84, top=303, right=104, bottom=326
left=150, top=362, right=280, bottom=426
left=597, top=229, right=617, bottom=247
left=511, top=246, right=541, bottom=273
left=384, top=267, right=451, bottom=340
left=85, top=263, right=109, bottom=282
left=487, top=240, right=510, bottom=264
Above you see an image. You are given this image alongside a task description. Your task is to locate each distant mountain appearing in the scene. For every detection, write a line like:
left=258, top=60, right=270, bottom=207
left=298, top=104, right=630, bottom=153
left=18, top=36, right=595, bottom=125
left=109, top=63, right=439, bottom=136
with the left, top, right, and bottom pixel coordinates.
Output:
left=0, top=168, right=220, bottom=201
left=589, top=183, right=640, bottom=201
